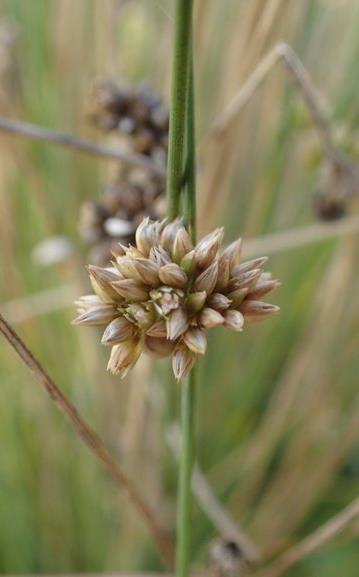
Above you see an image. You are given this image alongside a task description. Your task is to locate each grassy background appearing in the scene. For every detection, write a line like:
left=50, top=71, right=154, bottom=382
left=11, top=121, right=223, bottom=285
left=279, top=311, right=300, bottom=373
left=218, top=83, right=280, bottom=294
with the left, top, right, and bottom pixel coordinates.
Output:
left=0, top=0, right=358, bottom=574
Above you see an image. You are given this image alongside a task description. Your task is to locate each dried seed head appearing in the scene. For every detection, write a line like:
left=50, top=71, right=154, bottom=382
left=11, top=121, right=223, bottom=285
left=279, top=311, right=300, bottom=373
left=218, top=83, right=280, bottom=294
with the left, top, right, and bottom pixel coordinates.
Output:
left=74, top=218, right=280, bottom=381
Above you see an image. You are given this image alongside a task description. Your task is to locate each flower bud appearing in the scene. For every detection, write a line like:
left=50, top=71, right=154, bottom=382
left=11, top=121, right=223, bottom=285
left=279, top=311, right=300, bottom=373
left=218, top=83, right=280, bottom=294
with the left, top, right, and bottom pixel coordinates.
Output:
left=74, top=294, right=102, bottom=313
left=116, top=255, right=158, bottom=284
left=187, top=291, right=207, bottom=312
left=248, top=279, right=281, bottom=299
left=172, top=344, right=197, bottom=382
left=199, top=307, right=224, bottom=329
left=107, top=338, right=142, bottom=377
left=208, top=293, right=231, bottom=311
left=215, top=257, right=230, bottom=292
left=88, top=266, right=121, bottom=303
left=223, top=310, right=244, bottom=331
left=172, top=227, right=193, bottom=263
left=72, top=305, right=118, bottom=326
left=144, top=335, right=175, bottom=358
left=195, top=228, right=223, bottom=268
left=161, top=219, right=183, bottom=253
left=159, top=263, right=187, bottom=288
left=227, top=287, right=248, bottom=307
left=232, top=256, right=268, bottom=276
left=228, top=268, right=261, bottom=292
left=149, top=246, right=171, bottom=267
left=183, top=328, right=207, bottom=355
left=239, top=300, right=280, bottom=321
left=112, top=279, right=149, bottom=301
left=166, top=307, right=189, bottom=340
left=146, top=319, right=167, bottom=338
left=219, top=238, right=242, bottom=272
left=180, top=250, right=196, bottom=275
left=101, top=317, right=135, bottom=345
left=135, top=217, right=161, bottom=256
left=194, top=260, right=218, bottom=294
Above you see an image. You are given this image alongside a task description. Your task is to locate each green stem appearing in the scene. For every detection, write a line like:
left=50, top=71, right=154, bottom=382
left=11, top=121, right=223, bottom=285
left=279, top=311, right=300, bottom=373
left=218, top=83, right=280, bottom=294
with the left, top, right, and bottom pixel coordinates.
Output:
left=166, top=3, right=197, bottom=577
left=166, top=0, right=193, bottom=220
left=183, top=54, right=197, bottom=242
left=176, top=369, right=196, bottom=577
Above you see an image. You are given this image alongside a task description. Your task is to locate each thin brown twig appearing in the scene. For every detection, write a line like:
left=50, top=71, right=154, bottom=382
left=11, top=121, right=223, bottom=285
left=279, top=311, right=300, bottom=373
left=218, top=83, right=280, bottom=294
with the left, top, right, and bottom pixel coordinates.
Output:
left=0, top=313, right=174, bottom=569
left=256, top=496, right=359, bottom=577
left=0, top=115, right=165, bottom=176
left=242, top=213, right=359, bottom=258
left=203, top=43, right=358, bottom=177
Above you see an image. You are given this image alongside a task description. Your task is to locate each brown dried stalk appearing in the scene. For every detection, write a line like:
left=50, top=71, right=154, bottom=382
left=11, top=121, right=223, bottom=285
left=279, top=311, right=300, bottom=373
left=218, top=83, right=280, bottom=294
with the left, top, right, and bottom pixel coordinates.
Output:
left=0, top=313, right=174, bottom=569
left=256, top=496, right=359, bottom=577
left=0, top=115, right=165, bottom=176
left=203, top=42, right=358, bottom=186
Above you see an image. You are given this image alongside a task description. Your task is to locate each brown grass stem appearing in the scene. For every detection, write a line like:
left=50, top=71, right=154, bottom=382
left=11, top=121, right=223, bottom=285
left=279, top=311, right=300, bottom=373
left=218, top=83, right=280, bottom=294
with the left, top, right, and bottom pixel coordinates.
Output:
left=256, top=496, right=359, bottom=577
left=203, top=43, right=358, bottom=178
left=0, top=313, right=174, bottom=569
left=0, top=115, right=165, bottom=176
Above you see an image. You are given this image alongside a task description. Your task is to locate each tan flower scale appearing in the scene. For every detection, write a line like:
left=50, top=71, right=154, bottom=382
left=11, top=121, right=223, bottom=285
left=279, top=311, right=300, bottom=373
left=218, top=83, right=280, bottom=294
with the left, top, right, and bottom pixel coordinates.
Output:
left=73, top=218, right=280, bottom=381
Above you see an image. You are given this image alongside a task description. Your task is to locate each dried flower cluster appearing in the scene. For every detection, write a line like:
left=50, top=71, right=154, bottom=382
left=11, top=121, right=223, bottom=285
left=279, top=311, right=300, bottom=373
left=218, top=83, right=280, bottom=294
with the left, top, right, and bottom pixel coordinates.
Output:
left=86, top=78, right=169, bottom=163
left=313, top=159, right=358, bottom=221
left=79, top=169, right=165, bottom=265
left=80, top=79, right=168, bottom=265
left=73, top=219, right=280, bottom=381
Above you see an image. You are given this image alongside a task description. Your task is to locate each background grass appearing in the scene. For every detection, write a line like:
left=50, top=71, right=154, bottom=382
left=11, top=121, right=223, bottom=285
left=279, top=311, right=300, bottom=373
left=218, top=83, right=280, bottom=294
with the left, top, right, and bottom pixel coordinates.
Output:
left=0, top=0, right=358, bottom=574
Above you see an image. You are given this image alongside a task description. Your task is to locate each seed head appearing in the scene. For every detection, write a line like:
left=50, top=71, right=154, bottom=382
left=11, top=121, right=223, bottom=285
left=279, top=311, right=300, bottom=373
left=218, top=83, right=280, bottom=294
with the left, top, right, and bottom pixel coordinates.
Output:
left=73, top=218, right=280, bottom=381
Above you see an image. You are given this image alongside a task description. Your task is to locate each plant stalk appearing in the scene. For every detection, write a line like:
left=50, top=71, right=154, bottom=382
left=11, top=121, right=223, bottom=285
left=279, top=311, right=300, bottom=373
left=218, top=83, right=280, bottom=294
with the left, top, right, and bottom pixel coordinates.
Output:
left=183, top=54, right=197, bottom=242
left=176, top=369, right=196, bottom=577
left=166, top=0, right=193, bottom=220
left=166, top=2, right=197, bottom=577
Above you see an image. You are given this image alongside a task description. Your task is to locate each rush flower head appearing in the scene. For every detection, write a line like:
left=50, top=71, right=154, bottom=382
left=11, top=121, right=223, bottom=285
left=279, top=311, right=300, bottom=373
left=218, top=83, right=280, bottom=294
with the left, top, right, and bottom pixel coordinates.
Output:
left=73, top=218, right=280, bottom=381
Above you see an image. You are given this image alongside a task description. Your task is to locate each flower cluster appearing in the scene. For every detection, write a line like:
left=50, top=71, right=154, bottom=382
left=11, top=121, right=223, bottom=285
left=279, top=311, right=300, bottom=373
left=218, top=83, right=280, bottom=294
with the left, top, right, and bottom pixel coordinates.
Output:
left=73, top=219, right=280, bottom=381
left=79, top=169, right=165, bottom=265
left=80, top=79, right=168, bottom=265
left=86, top=78, right=169, bottom=162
